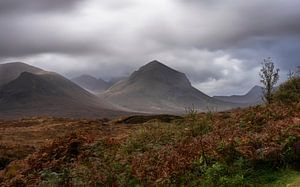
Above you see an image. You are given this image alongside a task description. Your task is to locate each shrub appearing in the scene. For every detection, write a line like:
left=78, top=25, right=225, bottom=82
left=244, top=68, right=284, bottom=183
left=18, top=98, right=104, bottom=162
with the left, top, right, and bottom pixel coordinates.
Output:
left=40, top=169, right=71, bottom=186
left=282, top=136, right=300, bottom=169
left=217, top=140, right=241, bottom=164
left=203, top=161, right=247, bottom=186
left=122, top=125, right=177, bottom=155
left=273, top=77, right=300, bottom=104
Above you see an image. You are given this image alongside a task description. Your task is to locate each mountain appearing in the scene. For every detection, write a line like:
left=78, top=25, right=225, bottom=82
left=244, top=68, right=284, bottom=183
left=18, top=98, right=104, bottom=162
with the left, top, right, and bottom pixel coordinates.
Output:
left=0, top=63, right=127, bottom=119
left=108, top=76, right=128, bottom=86
left=101, top=60, right=235, bottom=113
left=71, top=75, right=110, bottom=93
left=214, top=85, right=264, bottom=105
left=0, top=62, right=44, bottom=88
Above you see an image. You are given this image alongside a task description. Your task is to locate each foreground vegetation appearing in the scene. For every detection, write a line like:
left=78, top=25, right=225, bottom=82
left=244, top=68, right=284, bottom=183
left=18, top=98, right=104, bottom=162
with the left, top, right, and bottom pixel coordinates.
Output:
left=0, top=78, right=299, bottom=186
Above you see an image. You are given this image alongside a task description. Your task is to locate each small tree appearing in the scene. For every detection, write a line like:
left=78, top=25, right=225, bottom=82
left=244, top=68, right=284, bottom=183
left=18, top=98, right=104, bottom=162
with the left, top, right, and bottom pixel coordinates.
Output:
left=259, top=57, right=280, bottom=104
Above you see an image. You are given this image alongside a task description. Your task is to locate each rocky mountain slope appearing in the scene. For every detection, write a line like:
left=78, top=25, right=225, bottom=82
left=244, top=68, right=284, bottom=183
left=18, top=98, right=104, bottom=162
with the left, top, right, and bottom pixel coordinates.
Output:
left=101, top=60, right=236, bottom=113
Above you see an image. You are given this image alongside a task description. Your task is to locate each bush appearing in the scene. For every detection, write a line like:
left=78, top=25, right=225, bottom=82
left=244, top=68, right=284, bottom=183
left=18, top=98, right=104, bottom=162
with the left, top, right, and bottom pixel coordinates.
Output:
left=203, top=160, right=248, bottom=187
left=283, top=136, right=300, bottom=169
left=273, top=77, right=300, bottom=104
left=40, top=169, right=71, bottom=186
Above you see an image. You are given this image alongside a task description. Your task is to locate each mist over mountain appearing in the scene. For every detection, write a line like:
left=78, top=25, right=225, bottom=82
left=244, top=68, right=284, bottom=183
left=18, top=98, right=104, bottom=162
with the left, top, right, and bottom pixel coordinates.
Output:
left=101, top=60, right=236, bottom=113
left=71, top=75, right=110, bottom=93
left=0, top=62, right=127, bottom=119
left=214, top=85, right=264, bottom=105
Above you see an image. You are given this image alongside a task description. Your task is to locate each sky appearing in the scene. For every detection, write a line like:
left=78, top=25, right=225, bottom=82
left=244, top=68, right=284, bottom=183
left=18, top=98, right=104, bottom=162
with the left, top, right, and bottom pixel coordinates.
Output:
left=0, top=0, right=299, bottom=96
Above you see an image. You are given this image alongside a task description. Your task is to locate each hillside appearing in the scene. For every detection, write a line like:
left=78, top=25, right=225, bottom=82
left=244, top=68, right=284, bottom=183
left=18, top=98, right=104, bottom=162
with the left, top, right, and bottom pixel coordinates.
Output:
left=102, top=60, right=236, bottom=113
left=0, top=102, right=299, bottom=186
left=0, top=71, right=127, bottom=119
left=71, top=75, right=110, bottom=93
left=0, top=62, right=44, bottom=88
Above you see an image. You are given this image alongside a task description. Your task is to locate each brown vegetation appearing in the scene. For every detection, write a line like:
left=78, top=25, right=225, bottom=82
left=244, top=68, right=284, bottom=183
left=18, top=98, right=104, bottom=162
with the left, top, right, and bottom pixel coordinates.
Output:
left=0, top=101, right=299, bottom=186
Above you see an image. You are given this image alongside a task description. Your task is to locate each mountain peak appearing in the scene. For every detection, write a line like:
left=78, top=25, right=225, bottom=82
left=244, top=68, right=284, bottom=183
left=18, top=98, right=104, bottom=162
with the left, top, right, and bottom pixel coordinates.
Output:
left=136, top=60, right=182, bottom=77
left=141, top=60, right=169, bottom=70
left=0, top=62, right=39, bottom=69
left=0, top=62, right=45, bottom=88
left=126, top=60, right=191, bottom=89
left=148, top=60, right=163, bottom=65
left=247, top=85, right=263, bottom=95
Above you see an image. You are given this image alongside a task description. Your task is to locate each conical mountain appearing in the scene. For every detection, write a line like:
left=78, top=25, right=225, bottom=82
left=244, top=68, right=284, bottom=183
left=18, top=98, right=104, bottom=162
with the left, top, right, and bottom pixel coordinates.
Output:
left=102, top=60, right=235, bottom=113
left=0, top=62, right=44, bottom=88
left=0, top=62, right=127, bottom=119
left=214, top=85, right=264, bottom=105
left=71, top=74, right=110, bottom=93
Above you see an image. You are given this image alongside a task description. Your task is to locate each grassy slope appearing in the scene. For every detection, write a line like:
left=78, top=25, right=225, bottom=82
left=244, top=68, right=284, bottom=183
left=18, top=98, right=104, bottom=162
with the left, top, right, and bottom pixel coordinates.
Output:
left=0, top=101, right=299, bottom=186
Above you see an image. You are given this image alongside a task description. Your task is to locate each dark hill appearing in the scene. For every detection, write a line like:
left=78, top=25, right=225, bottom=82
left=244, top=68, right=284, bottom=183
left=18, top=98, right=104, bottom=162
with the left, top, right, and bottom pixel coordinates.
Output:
left=0, top=71, right=127, bottom=119
left=0, top=62, right=44, bottom=88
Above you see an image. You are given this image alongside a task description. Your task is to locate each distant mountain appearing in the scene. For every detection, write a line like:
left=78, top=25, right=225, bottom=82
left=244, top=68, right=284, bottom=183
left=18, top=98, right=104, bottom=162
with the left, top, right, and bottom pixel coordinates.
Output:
left=71, top=75, right=110, bottom=93
left=0, top=62, right=127, bottom=119
left=214, top=85, right=264, bottom=105
left=101, top=60, right=236, bottom=113
left=0, top=62, right=44, bottom=88
left=107, top=76, right=128, bottom=86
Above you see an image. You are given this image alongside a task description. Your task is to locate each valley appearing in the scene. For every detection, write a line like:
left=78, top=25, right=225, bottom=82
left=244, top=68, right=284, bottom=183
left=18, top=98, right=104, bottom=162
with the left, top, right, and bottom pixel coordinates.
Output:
left=0, top=102, right=299, bottom=186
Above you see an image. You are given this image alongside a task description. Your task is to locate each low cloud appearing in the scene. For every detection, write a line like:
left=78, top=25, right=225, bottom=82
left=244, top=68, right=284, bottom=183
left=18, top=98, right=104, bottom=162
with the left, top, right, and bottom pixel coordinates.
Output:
left=0, top=0, right=299, bottom=95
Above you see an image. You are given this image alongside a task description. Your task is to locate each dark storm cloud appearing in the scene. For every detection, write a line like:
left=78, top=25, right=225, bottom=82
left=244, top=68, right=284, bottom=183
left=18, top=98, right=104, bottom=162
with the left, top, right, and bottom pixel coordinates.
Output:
left=0, top=0, right=93, bottom=57
left=0, top=21, right=105, bottom=57
left=0, top=0, right=299, bottom=95
left=0, top=0, right=81, bottom=15
left=173, top=0, right=300, bottom=50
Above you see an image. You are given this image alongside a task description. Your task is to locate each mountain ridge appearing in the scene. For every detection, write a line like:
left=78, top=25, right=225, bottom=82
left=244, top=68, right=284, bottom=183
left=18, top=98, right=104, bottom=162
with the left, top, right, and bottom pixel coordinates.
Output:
left=0, top=62, right=45, bottom=88
left=102, top=60, right=236, bottom=113
left=213, top=85, right=264, bottom=105
left=0, top=63, right=128, bottom=119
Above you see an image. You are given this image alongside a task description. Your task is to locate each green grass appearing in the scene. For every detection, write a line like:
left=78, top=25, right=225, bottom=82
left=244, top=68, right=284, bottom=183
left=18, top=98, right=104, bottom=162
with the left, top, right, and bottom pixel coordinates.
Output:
left=263, top=170, right=300, bottom=187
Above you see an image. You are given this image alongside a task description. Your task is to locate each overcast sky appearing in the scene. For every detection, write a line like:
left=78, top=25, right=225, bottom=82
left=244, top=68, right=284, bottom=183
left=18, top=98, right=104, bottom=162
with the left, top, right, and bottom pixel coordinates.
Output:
left=0, top=0, right=299, bottom=96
